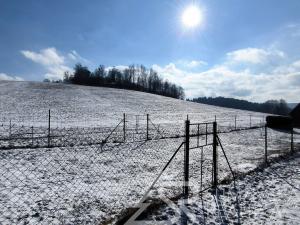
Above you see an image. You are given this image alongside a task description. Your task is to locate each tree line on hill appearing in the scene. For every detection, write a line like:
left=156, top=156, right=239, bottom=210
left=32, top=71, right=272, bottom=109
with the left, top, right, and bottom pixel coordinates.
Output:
left=45, top=64, right=185, bottom=99
left=189, top=97, right=290, bottom=115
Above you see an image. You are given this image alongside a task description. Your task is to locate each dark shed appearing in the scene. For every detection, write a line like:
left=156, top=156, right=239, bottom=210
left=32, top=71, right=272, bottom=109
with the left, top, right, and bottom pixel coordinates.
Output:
left=266, top=115, right=292, bottom=129
left=290, top=104, right=300, bottom=127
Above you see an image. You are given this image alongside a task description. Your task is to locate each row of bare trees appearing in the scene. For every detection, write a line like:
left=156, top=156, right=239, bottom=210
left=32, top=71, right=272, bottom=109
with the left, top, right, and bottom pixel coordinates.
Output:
left=62, top=64, right=185, bottom=99
left=190, top=97, right=290, bottom=115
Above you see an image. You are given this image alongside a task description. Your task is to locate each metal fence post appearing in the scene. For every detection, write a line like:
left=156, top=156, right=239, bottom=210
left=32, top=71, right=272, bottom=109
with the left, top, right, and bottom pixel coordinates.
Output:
left=212, top=122, right=218, bottom=189
left=265, top=125, right=268, bottom=165
left=235, top=115, right=237, bottom=130
left=135, top=115, right=138, bottom=134
left=48, top=109, right=51, bottom=147
left=123, top=113, right=126, bottom=142
left=250, top=115, right=252, bottom=128
left=184, top=119, right=190, bottom=199
left=291, top=126, right=294, bottom=153
left=9, top=119, right=12, bottom=146
left=146, top=114, right=149, bottom=140
left=197, top=124, right=200, bottom=147
left=181, top=119, right=190, bottom=225
left=31, top=126, right=34, bottom=146
left=205, top=123, right=208, bottom=145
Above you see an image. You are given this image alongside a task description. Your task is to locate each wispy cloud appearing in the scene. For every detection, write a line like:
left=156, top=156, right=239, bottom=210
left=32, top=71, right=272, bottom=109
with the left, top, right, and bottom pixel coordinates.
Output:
left=21, top=47, right=91, bottom=80
left=0, top=73, right=24, bottom=81
left=68, top=50, right=91, bottom=64
left=21, top=48, right=65, bottom=66
left=226, top=48, right=285, bottom=64
left=177, top=60, right=207, bottom=69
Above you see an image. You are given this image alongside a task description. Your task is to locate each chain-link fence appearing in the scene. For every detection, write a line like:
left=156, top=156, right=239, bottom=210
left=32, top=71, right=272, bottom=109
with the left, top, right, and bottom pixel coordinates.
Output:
left=0, top=111, right=265, bottom=149
left=128, top=122, right=298, bottom=225
left=0, top=112, right=298, bottom=225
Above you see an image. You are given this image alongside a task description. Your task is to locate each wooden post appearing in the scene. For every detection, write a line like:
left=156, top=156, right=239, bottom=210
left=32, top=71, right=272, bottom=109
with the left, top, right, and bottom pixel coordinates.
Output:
left=212, top=122, right=218, bottom=188
left=265, top=125, right=268, bottom=165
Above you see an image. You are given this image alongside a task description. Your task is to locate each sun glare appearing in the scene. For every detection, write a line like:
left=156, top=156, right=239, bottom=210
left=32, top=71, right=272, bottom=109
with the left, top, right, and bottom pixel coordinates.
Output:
left=182, top=5, right=203, bottom=29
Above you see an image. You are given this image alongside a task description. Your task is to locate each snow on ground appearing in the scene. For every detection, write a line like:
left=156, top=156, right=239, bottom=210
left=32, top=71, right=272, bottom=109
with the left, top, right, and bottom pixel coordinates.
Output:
left=0, top=81, right=297, bottom=224
left=142, top=151, right=300, bottom=225
left=0, top=81, right=266, bottom=128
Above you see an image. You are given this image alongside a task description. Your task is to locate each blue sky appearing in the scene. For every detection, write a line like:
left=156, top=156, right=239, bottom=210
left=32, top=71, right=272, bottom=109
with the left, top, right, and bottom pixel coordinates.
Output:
left=1, top=0, right=300, bottom=102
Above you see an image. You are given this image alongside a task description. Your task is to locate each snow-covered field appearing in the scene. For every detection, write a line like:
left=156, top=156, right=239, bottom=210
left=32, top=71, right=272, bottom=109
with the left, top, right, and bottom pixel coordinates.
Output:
left=0, top=81, right=266, bottom=127
left=0, top=81, right=297, bottom=224
left=142, top=151, right=300, bottom=225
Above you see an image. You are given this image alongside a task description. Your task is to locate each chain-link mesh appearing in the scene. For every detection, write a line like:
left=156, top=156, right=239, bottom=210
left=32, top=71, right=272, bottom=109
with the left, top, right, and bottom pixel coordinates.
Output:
left=130, top=124, right=299, bottom=224
left=0, top=111, right=298, bottom=224
left=0, top=112, right=266, bottom=150
left=0, top=133, right=184, bottom=224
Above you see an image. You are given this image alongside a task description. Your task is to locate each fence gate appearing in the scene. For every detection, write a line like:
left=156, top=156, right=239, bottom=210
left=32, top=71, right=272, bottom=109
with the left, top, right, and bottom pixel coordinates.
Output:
left=184, top=120, right=218, bottom=198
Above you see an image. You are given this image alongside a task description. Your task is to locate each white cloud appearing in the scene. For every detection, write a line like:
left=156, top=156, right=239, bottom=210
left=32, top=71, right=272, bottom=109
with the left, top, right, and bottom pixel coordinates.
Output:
left=292, top=60, right=300, bottom=68
left=152, top=49, right=300, bottom=102
left=21, top=48, right=65, bottom=66
left=226, top=48, right=285, bottom=64
left=152, top=63, right=185, bottom=82
left=177, top=60, right=207, bottom=69
left=21, top=47, right=73, bottom=80
left=0, top=73, right=24, bottom=81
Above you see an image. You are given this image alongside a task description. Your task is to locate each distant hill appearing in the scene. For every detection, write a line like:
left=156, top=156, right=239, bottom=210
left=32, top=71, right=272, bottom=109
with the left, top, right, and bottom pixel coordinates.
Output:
left=189, top=96, right=290, bottom=116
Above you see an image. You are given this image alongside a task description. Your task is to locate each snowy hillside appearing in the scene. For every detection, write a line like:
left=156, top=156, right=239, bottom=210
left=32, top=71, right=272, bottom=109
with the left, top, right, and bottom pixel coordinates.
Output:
left=0, top=80, right=267, bottom=127
left=0, top=80, right=296, bottom=225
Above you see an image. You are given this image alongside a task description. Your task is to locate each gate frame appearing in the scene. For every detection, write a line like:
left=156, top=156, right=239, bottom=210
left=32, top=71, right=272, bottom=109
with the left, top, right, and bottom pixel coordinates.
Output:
left=183, top=120, right=218, bottom=198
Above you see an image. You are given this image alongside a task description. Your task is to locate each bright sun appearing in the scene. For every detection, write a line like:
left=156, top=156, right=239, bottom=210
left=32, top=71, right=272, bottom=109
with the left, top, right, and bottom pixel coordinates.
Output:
left=182, top=5, right=203, bottom=28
